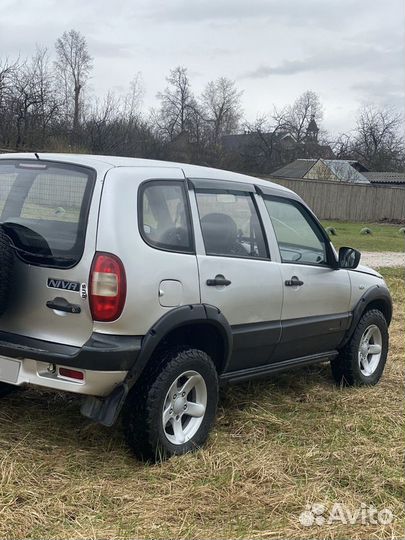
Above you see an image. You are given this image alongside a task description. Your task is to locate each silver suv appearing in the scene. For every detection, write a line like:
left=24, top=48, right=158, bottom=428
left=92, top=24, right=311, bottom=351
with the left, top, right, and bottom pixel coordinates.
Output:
left=0, top=153, right=392, bottom=461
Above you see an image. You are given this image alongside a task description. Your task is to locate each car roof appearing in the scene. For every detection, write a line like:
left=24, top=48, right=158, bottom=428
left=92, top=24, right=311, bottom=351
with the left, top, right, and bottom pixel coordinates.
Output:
left=0, top=152, right=294, bottom=196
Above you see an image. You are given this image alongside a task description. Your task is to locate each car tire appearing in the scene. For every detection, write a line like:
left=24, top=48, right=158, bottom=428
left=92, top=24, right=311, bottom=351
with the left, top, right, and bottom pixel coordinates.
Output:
left=0, top=227, right=14, bottom=315
left=331, top=309, right=388, bottom=386
left=123, top=347, right=219, bottom=462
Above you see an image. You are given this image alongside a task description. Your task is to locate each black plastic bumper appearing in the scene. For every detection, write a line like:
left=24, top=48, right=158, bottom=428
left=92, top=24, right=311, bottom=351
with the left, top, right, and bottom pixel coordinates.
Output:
left=0, top=331, right=142, bottom=371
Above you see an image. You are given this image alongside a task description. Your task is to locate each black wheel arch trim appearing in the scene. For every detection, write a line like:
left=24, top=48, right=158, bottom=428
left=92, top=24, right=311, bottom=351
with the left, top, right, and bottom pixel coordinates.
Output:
left=339, top=285, right=392, bottom=348
left=128, top=303, right=233, bottom=383
left=82, top=303, right=233, bottom=426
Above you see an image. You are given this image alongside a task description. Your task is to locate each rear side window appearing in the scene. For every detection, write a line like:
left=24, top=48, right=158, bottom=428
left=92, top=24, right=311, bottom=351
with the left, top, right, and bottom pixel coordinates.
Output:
left=195, top=189, right=267, bottom=259
left=0, top=160, right=95, bottom=268
left=139, top=181, right=193, bottom=253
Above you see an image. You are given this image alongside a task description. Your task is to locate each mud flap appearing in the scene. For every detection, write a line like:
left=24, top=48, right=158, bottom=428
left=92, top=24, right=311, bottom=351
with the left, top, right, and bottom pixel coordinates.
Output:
left=81, top=382, right=129, bottom=427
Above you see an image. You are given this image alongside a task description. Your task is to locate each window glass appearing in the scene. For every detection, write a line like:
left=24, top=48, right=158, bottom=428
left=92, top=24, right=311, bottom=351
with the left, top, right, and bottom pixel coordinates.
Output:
left=20, top=173, right=87, bottom=223
left=195, top=190, right=267, bottom=258
left=264, top=197, right=327, bottom=265
left=140, top=182, right=193, bottom=252
left=0, top=161, right=94, bottom=268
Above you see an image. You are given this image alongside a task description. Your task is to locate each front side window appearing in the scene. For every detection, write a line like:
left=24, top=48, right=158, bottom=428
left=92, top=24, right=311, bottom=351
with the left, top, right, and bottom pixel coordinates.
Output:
left=140, top=181, right=193, bottom=253
left=264, top=197, right=327, bottom=265
left=195, top=189, right=267, bottom=258
left=0, top=160, right=95, bottom=268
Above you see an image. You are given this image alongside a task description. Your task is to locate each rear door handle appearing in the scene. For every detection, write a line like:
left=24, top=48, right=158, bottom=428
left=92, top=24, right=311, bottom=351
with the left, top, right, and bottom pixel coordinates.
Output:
left=206, top=275, right=232, bottom=287
left=46, top=297, right=81, bottom=314
left=285, top=276, right=304, bottom=287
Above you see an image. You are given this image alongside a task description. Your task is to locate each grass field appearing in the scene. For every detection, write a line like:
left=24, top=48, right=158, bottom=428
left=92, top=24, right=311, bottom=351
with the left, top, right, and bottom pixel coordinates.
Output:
left=321, top=221, right=405, bottom=252
left=0, top=268, right=404, bottom=539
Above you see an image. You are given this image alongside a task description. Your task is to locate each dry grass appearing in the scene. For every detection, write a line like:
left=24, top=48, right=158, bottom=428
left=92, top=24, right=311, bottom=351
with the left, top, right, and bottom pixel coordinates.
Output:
left=0, top=268, right=404, bottom=539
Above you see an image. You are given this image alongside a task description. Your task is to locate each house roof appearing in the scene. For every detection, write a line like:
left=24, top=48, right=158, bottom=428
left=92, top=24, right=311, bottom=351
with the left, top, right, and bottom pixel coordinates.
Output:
left=271, top=158, right=370, bottom=183
left=322, top=160, right=369, bottom=183
left=271, top=159, right=317, bottom=178
left=221, top=131, right=296, bottom=153
left=362, top=172, right=405, bottom=184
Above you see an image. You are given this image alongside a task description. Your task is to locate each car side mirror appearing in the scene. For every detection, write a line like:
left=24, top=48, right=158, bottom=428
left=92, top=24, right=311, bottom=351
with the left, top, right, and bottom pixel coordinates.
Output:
left=338, top=246, right=361, bottom=269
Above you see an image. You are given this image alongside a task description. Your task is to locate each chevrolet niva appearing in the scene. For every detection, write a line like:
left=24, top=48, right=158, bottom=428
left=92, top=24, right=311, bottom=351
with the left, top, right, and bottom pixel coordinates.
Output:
left=0, top=154, right=391, bottom=460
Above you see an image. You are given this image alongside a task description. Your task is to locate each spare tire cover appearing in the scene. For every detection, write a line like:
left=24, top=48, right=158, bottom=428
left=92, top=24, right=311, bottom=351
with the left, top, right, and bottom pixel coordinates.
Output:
left=0, top=226, right=14, bottom=316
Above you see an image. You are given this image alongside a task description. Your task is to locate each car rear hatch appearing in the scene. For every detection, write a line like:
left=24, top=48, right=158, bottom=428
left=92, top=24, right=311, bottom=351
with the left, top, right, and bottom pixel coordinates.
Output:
left=0, top=158, right=101, bottom=347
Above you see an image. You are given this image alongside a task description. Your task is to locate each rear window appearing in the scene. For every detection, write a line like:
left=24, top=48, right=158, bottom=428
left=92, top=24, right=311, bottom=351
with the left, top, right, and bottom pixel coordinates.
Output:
left=139, top=180, right=194, bottom=253
left=0, top=160, right=95, bottom=268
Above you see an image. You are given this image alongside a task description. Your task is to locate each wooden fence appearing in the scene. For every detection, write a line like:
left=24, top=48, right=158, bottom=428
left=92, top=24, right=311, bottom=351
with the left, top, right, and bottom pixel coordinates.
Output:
left=265, top=177, right=405, bottom=222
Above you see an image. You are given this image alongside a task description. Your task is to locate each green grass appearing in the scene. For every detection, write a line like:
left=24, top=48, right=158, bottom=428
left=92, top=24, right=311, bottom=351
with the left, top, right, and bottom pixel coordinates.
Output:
left=0, top=268, right=403, bottom=539
left=321, top=221, right=405, bottom=252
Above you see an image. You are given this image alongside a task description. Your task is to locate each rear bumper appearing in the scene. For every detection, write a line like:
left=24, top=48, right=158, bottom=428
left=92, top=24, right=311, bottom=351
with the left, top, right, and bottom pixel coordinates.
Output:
left=0, top=331, right=142, bottom=370
left=0, top=358, right=127, bottom=396
left=0, top=331, right=142, bottom=396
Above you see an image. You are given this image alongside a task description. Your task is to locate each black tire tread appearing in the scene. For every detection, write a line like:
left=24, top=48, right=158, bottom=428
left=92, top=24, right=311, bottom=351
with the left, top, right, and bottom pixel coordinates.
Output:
left=331, top=309, right=388, bottom=386
left=123, top=347, right=218, bottom=462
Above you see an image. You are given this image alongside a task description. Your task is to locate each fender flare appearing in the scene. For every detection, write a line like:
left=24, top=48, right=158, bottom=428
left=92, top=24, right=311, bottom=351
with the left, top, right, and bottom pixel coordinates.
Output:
left=128, top=303, right=233, bottom=382
left=82, top=303, right=233, bottom=426
left=340, top=284, right=393, bottom=348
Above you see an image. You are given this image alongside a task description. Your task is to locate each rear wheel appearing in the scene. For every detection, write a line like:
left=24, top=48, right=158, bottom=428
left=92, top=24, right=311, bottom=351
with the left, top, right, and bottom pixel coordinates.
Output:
left=331, top=309, right=388, bottom=386
left=123, top=347, right=219, bottom=461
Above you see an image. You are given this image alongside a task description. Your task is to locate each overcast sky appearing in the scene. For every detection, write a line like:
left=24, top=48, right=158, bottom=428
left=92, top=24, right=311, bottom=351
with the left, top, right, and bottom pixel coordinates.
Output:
left=1, top=0, right=404, bottom=136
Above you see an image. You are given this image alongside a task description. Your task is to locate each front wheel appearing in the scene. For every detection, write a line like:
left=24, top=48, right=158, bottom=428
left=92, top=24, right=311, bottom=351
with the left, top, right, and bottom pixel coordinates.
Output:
left=331, top=309, right=389, bottom=386
left=123, top=348, right=219, bottom=462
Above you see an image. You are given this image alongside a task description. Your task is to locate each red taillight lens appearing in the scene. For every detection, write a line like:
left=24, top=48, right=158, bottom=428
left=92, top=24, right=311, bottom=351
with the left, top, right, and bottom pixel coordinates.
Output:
left=59, top=367, right=84, bottom=380
left=89, top=253, right=127, bottom=322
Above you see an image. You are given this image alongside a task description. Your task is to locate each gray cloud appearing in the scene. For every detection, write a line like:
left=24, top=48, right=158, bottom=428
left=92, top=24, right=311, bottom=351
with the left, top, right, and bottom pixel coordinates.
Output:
left=352, top=79, right=405, bottom=112
left=87, top=38, right=135, bottom=59
left=144, top=0, right=360, bottom=26
left=243, top=46, right=404, bottom=78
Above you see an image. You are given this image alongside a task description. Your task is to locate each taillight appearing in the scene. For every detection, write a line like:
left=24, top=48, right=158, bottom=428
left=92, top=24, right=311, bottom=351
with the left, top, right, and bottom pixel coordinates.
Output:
left=59, top=367, right=84, bottom=381
left=89, top=252, right=126, bottom=322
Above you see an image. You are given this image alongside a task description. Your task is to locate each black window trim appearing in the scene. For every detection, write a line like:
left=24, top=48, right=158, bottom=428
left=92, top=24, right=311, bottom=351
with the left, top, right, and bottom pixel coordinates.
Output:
left=0, top=158, right=96, bottom=269
left=263, top=194, right=338, bottom=268
left=192, top=182, right=270, bottom=261
left=138, top=178, right=196, bottom=255
left=188, top=177, right=256, bottom=193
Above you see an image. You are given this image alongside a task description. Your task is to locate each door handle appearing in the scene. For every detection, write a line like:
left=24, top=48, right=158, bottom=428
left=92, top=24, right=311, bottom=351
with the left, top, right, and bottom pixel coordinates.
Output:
left=46, top=297, right=81, bottom=314
left=285, top=276, right=304, bottom=287
left=206, top=276, right=232, bottom=287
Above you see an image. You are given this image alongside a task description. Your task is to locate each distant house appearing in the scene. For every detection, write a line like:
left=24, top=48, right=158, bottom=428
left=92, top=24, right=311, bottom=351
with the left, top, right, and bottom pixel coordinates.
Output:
left=221, top=116, right=334, bottom=172
left=271, top=158, right=370, bottom=184
left=362, top=172, right=405, bottom=187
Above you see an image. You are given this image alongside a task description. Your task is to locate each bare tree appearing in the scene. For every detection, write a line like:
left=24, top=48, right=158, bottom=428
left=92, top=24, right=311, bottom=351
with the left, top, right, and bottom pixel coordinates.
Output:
left=123, top=74, right=144, bottom=116
left=156, top=66, right=198, bottom=140
left=55, top=29, right=92, bottom=136
left=0, top=57, right=20, bottom=146
left=28, top=47, right=60, bottom=146
left=275, top=90, right=323, bottom=143
left=350, top=105, right=405, bottom=171
left=201, top=77, right=243, bottom=144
